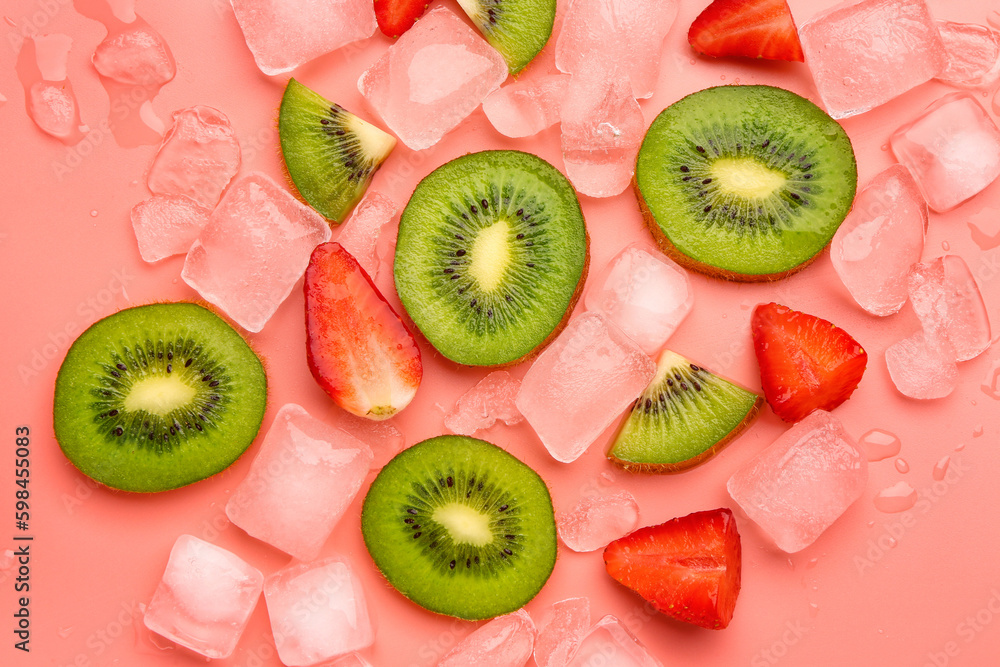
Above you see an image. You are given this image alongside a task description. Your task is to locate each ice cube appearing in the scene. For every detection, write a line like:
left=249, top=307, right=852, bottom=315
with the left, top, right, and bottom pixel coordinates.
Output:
left=936, top=21, right=1000, bottom=89
left=727, top=410, right=868, bottom=553
left=560, top=59, right=645, bottom=198
left=327, top=408, right=404, bottom=469
left=884, top=331, right=958, bottom=399
left=143, top=535, right=263, bottom=659
left=482, top=73, right=569, bottom=138
left=555, top=0, right=679, bottom=100
left=584, top=243, right=693, bottom=353
left=131, top=194, right=212, bottom=263
left=358, top=6, right=508, bottom=150
left=16, top=36, right=83, bottom=143
left=567, top=615, right=662, bottom=667
left=798, top=0, right=946, bottom=119
left=534, top=598, right=591, bottom=667
left=907, top=255, right=991, bottom=361
left=231, top=0, right=376, bottom=75
left=438, top=610, right=535, bottom=667
left=226, top=404, right=373, bottom=562
left=558, top=491, right=639, bottom=553
left=181, top=172, right=331, bottom=333
left=444, top=371, right=523, bottom=436
left=515, top=312, right=656, bottom=463
left=335, top=191, right=397, bottom=280
left=890, top=92, right=1000, bottom=212
left=264, top=556, right=374, bottom=666
left=147, top=106, right=241, bottom=209
left=830, top=164, right=927, bottom=316
left=93, top=23, right=175, bottom=86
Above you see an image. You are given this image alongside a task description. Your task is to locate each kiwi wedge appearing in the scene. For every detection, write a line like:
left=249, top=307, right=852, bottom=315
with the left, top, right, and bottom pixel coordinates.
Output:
left=361, top=435, right=557, bottom=620
left=608, top=349, right=762, bottom=473
left=394, top=150, right=588, bottom=367
left=635, top=85, right=857, bottom=281
left=456, top=0, right=555, bottom=74
left=53, top=303, right=267, bottom=492
left=279, top=78, right=396, bottom=224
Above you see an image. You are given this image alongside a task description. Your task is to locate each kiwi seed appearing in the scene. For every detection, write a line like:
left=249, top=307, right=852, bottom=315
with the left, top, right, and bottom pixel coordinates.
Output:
left=456, top=0, right=556, bottom=74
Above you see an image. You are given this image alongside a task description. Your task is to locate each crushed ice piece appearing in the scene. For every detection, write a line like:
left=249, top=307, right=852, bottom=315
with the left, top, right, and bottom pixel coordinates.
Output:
left=131, top=194, right=212, bottom=263
left=890, top=92, right=1000, bottom=212
left=482, top=73, right=569, bottom=138
left=830, top=164, right=927, bottom=316
left=885, top=331, right=959, bottom=399
left=873, top=481, right=917, bottom=513
left=16, top=36, right=84, bottom=144
left=798, top=0, right=945, bottom=119
left=558, top=491, right=640, bottom=552
left=534, top=598, right=591, bottom=667
left=584, top=243, right=693, bottom=353
left=358, top=6, right=508, bottom=150
left=264, top=556, right=374, bottom=665
left=143, top=535, right=263, bottom=659
left=147, top=106, right=241, bottom=209
left=93, top=23, right=175, bottom=85
left=226, top=404, right=373, bottom=562
left=335, top=191, right=397, bottom=280
left=556, top=0, right=679, bottom=99
left=438, top=610, right=535, bottom=667
left=859, top=429, right=901, bottom=462
left=515, top=312, right=656, bottom=463
left=231, top=0, right=376, bottom=75
left=181, top=172, right=331, bottom=333
left=908, top=255, right=991, bottom=362
left=444, top=371, right=523, bottom=436
left=560, top=59, right=645, bottom=198
left=567, top=615, right=663, bottom=667
left=727, top=410, right=868, bottom=553
left=935, top=21, right=1000, bottom=89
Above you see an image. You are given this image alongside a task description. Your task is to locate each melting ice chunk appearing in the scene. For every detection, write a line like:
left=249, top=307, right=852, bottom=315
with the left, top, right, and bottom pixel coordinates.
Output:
left=335, top=191, right=397, bottom=280
left=92, top=23, right=175, bottom=86
left=727, top=410, right=868, bottom=553
left=438, top=610, right=535, bottom=667
left=226, top=404, right=373, bottom=562
left=328, top=408, right=404, bottom=469
left=131, top=194, right=212, bottom=263
left=936, top=21, right=1000, bottom=89
left=558, top=491, right=640, bottom=552
left=482, top=73, right=569, bottom=138
left=444, top=371, right=523, bottom=436
left=567, top=615, right=663, bottom=667
left=885, top=331, right=959, bottom=399
left=16, top=35, right=84, bottom=144
left=908, top=255, right=991, bottom=362
left=143, top=535, right=263, bottom=659
left=534, top=598, right=591, bottom=667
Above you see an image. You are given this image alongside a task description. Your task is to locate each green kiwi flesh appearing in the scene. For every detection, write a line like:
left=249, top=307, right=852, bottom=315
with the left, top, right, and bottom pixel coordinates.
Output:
left=635, top=85, right=857, bottom=281
left=53, top=303, right=267, bottom=492
left=394, top=150, right=588, bottom=367
left=279, top=78, right=396, bottom=224
left=608, top=349, right=762, bottom=473
left=456, top=0, right=555, bottom=74
left=361, top=435, right=557, bottom=620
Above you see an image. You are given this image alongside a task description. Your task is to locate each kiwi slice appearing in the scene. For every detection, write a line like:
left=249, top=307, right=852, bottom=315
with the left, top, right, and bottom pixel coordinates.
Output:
left=394, top=150, right=588, bottom=367
left=279, top=78, right=396, bottom=224
left=608, top=349, right=762, bottom=473
left=456, top=0, right=555, bottom=74
left=635, top=85, right=857, bottom=281
left=53, top=303, right=267, bottom=492
left=361, top=435, right=557, bottom=620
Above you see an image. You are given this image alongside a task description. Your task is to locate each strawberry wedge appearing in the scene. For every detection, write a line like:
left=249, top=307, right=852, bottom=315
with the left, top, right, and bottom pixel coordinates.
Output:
left=305, top=242, right=422, bottom=420
left=604, top=508, right=742, bottom=630
left=375, top=0, right=430, bottom=38
left=688, top=0, right=804, bottom=62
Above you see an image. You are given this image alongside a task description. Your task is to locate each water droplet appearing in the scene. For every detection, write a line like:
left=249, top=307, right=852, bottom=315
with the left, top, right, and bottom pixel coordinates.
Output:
left=806, top=557, right=819, bottom=569
left=58, top=626, right=73, bottom=639
left=980, top=359, right=1000, bottom=399
left=4, top=16, right=16, bottom=27
left=689, top=58, right=696, bottom=65
left=809, top=601, right=820, bottom=617
left=932, top=455, right=951, bottom=481
left=90, top=210, right=98, bottom=217
left=734, top=77, right=741, bottom=84
left=880, top=143, right=889, bottom=151
left=720, top=74, right=726, bottom=81
left=895, top=458, right=910, bottom=473
left=973, top=424, right=984, bottom=437
left=955, top=442, right=966, bottom=452
left=867, top=520, right=876, bottom=528
left=875, top=481, right=917, bottom=513
left=941, top=241, right=950, bottom=251
left=860, top=429, right=901, bottom=461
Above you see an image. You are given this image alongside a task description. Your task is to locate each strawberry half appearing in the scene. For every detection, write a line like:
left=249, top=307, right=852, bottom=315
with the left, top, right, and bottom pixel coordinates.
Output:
left=751, top=302, right=867, bottom=423
left=375, top=0, right=429, bottom=38
left=688, top=0, right=804, bottom=62
left=305, top=242, right=422, bottom=420
left=604, top=508, right=742, bottom=630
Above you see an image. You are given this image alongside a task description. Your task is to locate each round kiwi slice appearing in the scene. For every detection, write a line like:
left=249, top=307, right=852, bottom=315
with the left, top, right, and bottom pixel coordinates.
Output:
left=361, top=435, right=557, bottom=620
left=635, top=85, right=857, bottom=281
left=394, top=150, right=589, bottom=367
left=53, top=302, right=267, bottom=492
left=456, top=0, right=556, bottom=74
left=279, top=78, right=396, bottom=224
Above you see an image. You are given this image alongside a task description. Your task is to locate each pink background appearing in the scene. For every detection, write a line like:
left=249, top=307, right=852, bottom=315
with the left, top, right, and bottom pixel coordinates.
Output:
left=2, top=0, right=999, bottom=665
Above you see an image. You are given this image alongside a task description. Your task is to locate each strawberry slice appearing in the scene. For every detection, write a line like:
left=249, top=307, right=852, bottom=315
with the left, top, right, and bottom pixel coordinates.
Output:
left=604, top=508, right=742, bottom=630
left=305, top=242, right=422, bottom=420
left=751, top=302, right=867, bottom=423
left=688, top=0, right=804, bottom=62
left=375, top=0, right=429, bottom=38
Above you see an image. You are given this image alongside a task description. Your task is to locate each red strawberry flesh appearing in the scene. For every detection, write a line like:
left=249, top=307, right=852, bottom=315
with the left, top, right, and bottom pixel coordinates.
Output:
left=688, top=0, right=804, bottom=62
left=375, top=0, right=429, bottom=38
left=305, top=242, right=422, bottom=420
left=604, top=508, right=741, bottom=630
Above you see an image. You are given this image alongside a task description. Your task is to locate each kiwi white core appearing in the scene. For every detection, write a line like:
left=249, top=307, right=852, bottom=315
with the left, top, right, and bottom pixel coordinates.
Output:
left=123, top=375, right=197, bottom=417
left=432, top=503, right=493, bottom=547
left=347, top=114, right=398, bottom=159
left=711, top=157, right=787, bottom=200
left=469, top=220, right=512, bottom=292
